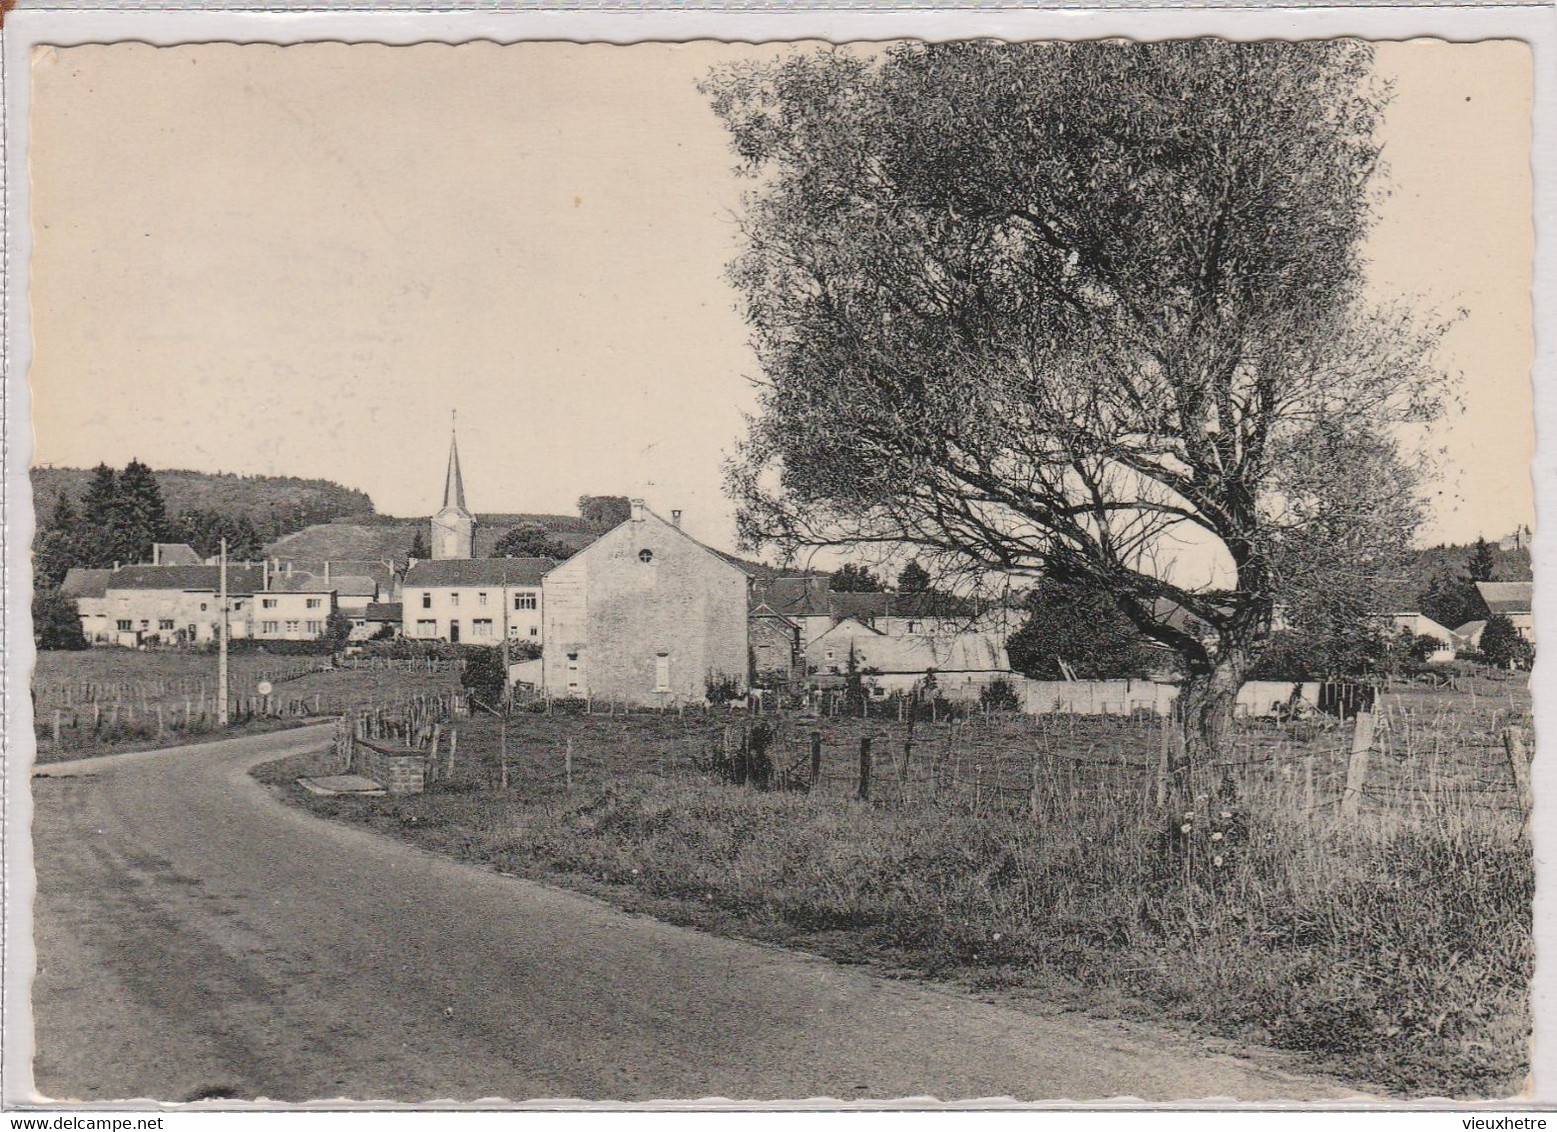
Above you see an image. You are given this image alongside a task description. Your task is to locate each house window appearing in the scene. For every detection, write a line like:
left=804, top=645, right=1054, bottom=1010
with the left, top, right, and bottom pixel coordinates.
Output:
left=514, top=592, right=537, bottom=611
left=262, top=621, right=279, bottom=634
left=450, top=592, right=460, bottom=607
left=116, top=619, right=132, bottom=632
left=199, top=603, right=207, bottom=612
left=478, top=592, right=488, bottom=606
left=421, top=592, right=432, bottom=609
left=530, top=627, right=538, bottom=637
left=262, top=598, right=277, bottom=609
left=654, top=653, right=671, bottom=692
left=473, top=618, right=493, bottom=637
left=639, top=549, right=654, bottom=563
left=140, top=619, right=150, bottom=629
left=306, top=598, right=321, bottom=609
left=417, top=619, right=436, bottom=637
left=305, top=620, right=322, bottom=634
left=285, top=620, right=300, bottom=633
left=159, top=619, right=174, bottom=631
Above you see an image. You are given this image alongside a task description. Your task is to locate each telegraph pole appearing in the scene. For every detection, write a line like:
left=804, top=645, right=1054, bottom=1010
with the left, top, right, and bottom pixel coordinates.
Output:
left=218, top=537, right=230, bottom=726
left=500, top=561, right=511, bottom=786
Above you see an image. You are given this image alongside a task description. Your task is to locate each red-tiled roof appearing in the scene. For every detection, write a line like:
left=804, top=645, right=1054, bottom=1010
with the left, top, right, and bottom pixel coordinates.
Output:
left=403, top=558, right=554, bottom=588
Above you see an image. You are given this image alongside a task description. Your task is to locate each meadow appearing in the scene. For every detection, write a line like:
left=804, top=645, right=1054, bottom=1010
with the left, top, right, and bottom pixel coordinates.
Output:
left=30, top=649, right=463, bottom=761
left=264, top=672, right=1534, bottom=1099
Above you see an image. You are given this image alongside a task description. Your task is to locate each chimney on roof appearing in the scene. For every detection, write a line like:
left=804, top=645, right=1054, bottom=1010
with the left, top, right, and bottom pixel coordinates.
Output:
left=263, top=559, right=269, bottom=589
left=286, top=562, right=293, bottom=578
left=631, top=499, right=646, bottom=523
left=671, top=509, right=682, bottom=529
left=324, top=562, right=331, bottom=585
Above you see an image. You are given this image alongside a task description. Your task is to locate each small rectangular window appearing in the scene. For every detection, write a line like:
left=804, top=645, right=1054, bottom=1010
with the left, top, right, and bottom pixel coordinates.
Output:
left=285, top=620, right=300, bottom=633
left=478, top=592, right=488, bottom=606
left=473, top=618, right=493, bottom=637
left=417, top=619, right=437, bottom=636
left=450, top=592, right=460, bottom=607
left=421, top=592, right=432, bottom=609
left=117, top=619, right=132, bottom=632
left=515, top=592, right=537, bottom=611
left=654, top=653, right=671, bottom=692
left=306, top=598, right=321, bottom=609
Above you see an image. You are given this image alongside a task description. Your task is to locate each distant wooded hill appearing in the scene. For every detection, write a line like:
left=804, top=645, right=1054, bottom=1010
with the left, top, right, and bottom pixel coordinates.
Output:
left=31, top=466, right=374, bottom=541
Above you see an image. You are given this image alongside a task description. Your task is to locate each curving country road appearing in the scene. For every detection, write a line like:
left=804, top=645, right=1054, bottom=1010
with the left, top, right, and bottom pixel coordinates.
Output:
left=24, top=725, right=1363, bottom=1104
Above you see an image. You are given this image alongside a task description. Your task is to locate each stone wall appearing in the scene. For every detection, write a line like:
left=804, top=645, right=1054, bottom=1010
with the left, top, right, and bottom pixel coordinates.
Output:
left=353, top=738, right=429, bottom=794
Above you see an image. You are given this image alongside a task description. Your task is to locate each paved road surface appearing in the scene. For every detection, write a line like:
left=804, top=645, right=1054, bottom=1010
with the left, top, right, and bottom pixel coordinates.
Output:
left=25, top=726, right=1364, bottom=1103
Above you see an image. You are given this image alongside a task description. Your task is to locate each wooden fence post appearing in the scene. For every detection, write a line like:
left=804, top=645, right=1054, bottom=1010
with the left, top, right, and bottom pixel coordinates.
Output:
left=1504, top=727, right=1532, bottom=835
left=1156, top=717, right=1172, bottom=807
left=810, top=731, right=823, bottom=790
left=857, top=736, right=872, bottom=800
left=1341, top=710, right=1376, bottom=820
left=565, top=738, right=573, bottom=790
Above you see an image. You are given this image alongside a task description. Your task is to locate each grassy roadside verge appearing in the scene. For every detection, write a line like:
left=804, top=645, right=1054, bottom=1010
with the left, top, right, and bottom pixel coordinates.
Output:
left=254, top=733, right=1531, bottom=1101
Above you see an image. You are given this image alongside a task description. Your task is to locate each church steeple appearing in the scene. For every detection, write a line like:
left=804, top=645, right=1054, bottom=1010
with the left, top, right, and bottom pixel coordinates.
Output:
left=443, top=415, right=467, bottom=512
left=431, top=413, right=475, bottom=560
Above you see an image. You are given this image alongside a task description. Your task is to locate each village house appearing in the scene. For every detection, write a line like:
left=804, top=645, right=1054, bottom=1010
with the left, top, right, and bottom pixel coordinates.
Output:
left=1386, top=611, right=1460, bottom=662
left=401, top=557, right=552, bottom=643
left=252, top=568, right=337, bottom=641
left=542, top=502, right=748, bottom=705
left=354, top=601, right=403, bottom=640
left=1468, top=581, right=1535, bottom=644
left=749, top=601, right=803, bottom=686
left=98, top=564, right=266, bottom=646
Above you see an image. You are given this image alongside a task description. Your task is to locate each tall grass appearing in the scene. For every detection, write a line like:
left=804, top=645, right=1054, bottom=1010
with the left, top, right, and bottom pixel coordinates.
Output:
left=265, top=681, right=1533, bottom=1098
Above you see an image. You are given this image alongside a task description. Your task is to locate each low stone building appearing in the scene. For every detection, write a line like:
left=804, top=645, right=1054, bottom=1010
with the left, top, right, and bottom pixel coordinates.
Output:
left=542, top=502, right=748, bottom=705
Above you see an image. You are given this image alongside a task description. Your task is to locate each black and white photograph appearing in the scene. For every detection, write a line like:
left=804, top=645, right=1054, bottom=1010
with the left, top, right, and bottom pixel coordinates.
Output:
left=1, top=19, right=1544, bottom=1109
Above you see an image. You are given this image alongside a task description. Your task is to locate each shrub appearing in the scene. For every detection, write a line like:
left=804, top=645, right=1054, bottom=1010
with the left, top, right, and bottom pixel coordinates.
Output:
left=704, top=672, right=745, bottom=706
left=979, top=677, right=1021, bottom=712
left=1480, top=615, right=1534, bottom=670
left=461, top=646, right=508, bottom=706
left=33, top=588, right=87, bottom=651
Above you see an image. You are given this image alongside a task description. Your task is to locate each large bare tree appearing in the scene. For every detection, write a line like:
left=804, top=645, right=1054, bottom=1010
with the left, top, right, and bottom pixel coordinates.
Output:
left=706, top=40, right=1449, bottom=783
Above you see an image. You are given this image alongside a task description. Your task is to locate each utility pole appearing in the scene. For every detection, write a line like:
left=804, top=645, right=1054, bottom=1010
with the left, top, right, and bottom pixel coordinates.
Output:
left=500, top=561, right=511, bottom=787
left=218, top=537, right=229, bottom=727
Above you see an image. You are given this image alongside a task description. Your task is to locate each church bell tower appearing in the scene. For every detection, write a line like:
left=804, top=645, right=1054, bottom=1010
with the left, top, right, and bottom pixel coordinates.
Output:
left=431, top=415, right=475, bottom=560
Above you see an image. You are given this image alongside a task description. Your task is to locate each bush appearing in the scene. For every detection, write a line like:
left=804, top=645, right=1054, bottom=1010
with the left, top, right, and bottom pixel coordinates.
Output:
left=461, top=646, right=508, bottom=707
left=704, top=672, right=745, bottom=706
left=33, top=588, right=87, bottom=651
left=979, top=676, right=1021, bottom=712
left=1480, top=615, right=1534, bottom=670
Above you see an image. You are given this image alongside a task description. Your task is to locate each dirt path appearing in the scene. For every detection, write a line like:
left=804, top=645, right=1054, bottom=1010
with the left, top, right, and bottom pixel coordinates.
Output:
left=21, top=726, right=1368, bottom=1103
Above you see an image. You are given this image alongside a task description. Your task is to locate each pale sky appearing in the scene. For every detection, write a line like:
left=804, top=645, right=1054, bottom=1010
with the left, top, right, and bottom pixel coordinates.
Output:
left=27, top=39, right=1534, bottom=555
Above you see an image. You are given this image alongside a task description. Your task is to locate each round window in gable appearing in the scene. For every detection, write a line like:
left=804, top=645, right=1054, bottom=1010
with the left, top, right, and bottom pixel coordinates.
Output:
left=639, top=549, right=654, bottom=563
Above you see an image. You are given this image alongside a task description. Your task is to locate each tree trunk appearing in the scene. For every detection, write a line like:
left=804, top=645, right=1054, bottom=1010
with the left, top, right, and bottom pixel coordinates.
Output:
left=1174, top=649, right=1248, bottom=801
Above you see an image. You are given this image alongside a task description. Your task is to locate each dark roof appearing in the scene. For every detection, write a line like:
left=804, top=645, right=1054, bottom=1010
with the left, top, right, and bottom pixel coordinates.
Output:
left=827, top=592, right=893, bottom=622
left=365, top=602, right=402, bottom=621
left=152, top=542, right=202, bottom=566
left=403, top=558, right=554, bottom=588
left=105, top=564, right=267, bottom=593
left=265, top=571, right=335, bottom=593
left=1476, top=581, right=1533, bottom=616
left=60, top=567, right=113, bottom=599
left=753, top=576, right=832, bottom=617
left=328, top=574, right=379, bottom=597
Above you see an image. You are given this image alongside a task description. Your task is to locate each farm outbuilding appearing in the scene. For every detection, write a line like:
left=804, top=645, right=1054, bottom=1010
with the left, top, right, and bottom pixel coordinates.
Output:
left=541, top=502, right=748, bottom=706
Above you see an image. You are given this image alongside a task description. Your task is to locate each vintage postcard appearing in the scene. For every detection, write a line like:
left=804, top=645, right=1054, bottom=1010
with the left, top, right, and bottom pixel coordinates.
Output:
left=4, top=25, right=1543, bottom=1109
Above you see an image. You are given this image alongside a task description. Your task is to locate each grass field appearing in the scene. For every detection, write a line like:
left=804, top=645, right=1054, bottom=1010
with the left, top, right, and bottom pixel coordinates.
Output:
left=260, top=673, right=1533, bottom=1099
left=30, top=649, right=463, bottom=761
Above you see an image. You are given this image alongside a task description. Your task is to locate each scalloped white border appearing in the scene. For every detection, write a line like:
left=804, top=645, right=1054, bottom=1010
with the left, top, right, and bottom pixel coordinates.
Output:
left=2, top=4, right=1552, bottom=1118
